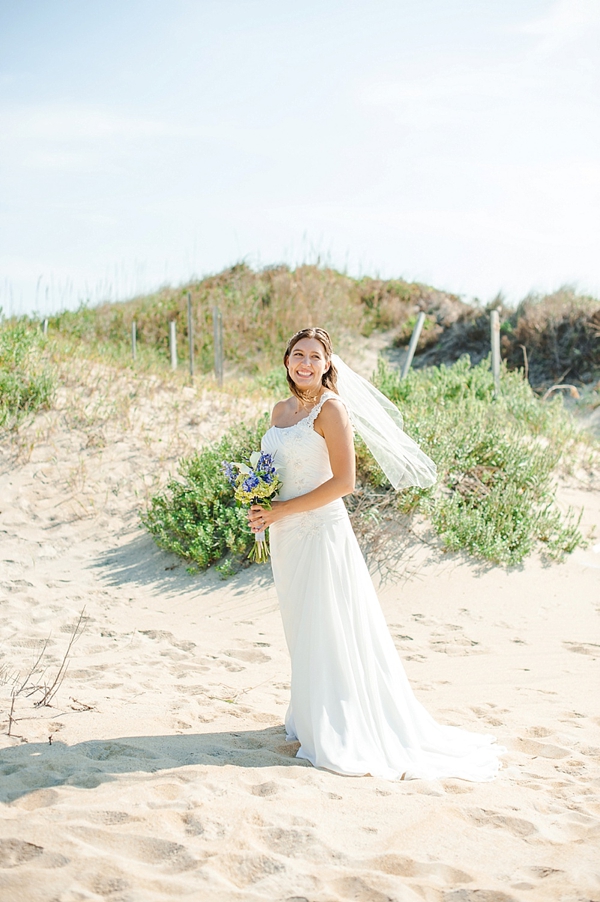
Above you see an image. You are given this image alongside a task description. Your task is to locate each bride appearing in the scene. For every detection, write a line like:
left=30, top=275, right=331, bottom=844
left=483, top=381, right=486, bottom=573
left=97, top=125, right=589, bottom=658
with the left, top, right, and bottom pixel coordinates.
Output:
left=249, top=327, right=503, bottom=781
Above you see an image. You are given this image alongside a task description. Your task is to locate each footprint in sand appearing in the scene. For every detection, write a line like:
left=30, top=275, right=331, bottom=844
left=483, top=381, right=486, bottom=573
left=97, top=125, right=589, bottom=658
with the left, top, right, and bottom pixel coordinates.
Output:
left=88, top=874, right=130, bottom=896
left=85, top=810, right=134, bottom=825
left=138, top=629, right=196, bottom=652
left=8, top=788, right=59, bottom=810
left=444, top=891, right=518, bottom=902
left=430, top=631, right=486, bottom=656
left=8, top=636, right=55, bottom=650
left=263, top=826, right=318, bottom=857
left=368, top=852, right=473, bottom=884
left=525, top=725, right=552, bottom=738
left=0, top=839, right=44, bottom=868
left=441, top=780, right=475, bottom=795
left=563, top=640, right=600, bottom=657
left=225, top=647, right=271, bottom=664
left=251, top=781, right=279, bottom=797
left=334, top=873, right=422, bottom=902
left=515, top=737, right=570, bottom=759
left=465, top=808, right=537, bottom=838
left=470, top=705, right=507, bottom=728
left=84, top=741, right=159, bottom=762
left=0, top=579, right=34, bottom=593
left=181, top=813, right=204, bottom=836
left=522, top=866, right=563, bottom=879
left=69, top=826, right=197, bottom=872
left=210, top=851, right=285, bottom=888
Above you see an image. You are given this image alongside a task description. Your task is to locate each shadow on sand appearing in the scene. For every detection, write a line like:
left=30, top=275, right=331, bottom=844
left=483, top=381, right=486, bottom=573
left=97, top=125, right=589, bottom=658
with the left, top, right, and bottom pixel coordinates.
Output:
left=92, top=529, right=275, bottom=598
left=0, top=726, right=307, bottom=803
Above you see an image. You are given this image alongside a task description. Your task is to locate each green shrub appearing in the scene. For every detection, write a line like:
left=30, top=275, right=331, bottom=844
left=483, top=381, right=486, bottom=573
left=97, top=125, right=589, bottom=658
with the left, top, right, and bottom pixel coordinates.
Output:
left=0, top=321, right=55, bottom=428
left=141, top=415, right=270, bottom=569
left=369, top=355, right=585, bottom=565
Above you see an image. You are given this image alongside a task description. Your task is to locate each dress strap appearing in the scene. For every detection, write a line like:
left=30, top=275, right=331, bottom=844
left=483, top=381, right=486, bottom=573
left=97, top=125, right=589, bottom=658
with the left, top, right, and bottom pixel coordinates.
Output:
left=306, top=391, right=339, bottom=428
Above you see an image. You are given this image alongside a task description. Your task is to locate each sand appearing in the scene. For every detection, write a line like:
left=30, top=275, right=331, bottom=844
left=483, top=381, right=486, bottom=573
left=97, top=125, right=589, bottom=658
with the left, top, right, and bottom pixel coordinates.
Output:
left=1, top=359, right=599, bottom=902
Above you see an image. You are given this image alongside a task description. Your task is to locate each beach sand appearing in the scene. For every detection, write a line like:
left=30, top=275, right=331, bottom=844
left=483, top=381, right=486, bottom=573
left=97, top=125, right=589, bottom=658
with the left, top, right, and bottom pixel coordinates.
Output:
left=1, top=361, right=599, bottom=902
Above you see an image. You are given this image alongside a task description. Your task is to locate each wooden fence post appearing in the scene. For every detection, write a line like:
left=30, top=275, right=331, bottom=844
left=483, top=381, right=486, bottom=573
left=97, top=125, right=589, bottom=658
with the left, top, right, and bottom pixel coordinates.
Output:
left=187, top=292, right=194, bottom=381
left=213, top=306, right=223, bottom=386
left=42, top=318, right=48, bottom=337
left=490, top=309, right=500, bottom=398
left=131, top=320, right=137, bottom=361
left=401, top=311, right=426, bottom=379
left=169, top=320, right=177, bottom=371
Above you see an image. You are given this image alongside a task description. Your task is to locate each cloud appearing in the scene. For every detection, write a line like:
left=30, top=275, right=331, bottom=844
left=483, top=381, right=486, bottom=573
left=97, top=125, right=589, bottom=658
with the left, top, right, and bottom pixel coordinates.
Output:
left=357, top=67, right=524, bottom=130
left=518, top=0, right=600, bottom=56
left=1, top=103, right=176, bottom=142
left=0, top=102, right=208, bottom=172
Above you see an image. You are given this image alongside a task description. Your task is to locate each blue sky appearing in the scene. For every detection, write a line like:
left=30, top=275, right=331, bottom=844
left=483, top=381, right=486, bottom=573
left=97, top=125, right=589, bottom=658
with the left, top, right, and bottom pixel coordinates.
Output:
left=1, top=0, right=599, bottom=315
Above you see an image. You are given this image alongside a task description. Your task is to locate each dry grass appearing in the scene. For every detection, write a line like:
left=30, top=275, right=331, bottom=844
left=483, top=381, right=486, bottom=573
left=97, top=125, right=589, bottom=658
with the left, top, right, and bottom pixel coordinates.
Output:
left=2, top=610, right=87, bottom=740
left=505, top=289, right=600, bottom=387
left=44, top=263, right=466, bottom=376
left=38, top=265, right=600, bottom=391
left=413, top=287, right=600, bottom=391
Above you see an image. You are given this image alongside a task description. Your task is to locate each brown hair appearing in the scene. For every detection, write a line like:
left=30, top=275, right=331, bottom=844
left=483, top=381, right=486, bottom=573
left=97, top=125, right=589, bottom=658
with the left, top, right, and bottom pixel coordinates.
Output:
left=284, top=327, right=338, bottom=402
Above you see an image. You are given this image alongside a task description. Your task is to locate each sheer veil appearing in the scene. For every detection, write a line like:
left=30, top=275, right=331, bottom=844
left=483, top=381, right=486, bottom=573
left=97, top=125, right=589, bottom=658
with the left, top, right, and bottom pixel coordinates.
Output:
left=332, top=354, right=436, bottom=490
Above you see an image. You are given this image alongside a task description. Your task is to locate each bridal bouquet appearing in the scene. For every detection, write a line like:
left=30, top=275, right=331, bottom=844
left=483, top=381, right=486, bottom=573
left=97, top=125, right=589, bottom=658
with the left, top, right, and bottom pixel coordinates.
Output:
left=222, top=451, right=282, bottom=563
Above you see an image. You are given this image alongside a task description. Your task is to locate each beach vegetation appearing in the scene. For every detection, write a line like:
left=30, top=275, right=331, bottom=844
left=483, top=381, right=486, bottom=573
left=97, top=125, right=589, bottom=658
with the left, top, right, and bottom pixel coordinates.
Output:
left=141, top=416, right=270, bottom=570
left=0, top=319, right=55, bottom=429
left=35, top=267, right=600, bottom=396
left=366, top=355, right=586, bottom=565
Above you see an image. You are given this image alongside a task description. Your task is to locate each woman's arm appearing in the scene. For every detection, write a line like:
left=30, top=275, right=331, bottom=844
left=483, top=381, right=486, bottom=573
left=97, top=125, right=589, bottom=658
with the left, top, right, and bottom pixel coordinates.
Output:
left=249, top=398, right=355, bottom=532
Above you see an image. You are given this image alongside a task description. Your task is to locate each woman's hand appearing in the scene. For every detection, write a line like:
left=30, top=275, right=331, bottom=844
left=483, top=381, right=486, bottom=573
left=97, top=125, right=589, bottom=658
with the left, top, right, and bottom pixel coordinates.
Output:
left=248, top=501, right=283, bottom=533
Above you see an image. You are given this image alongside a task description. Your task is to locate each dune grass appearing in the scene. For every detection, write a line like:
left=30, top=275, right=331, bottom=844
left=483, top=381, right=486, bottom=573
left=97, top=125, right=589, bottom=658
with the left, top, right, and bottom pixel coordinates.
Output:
left=0, top=321, right=55, bottom=429
left=38, top=264, right=600, bottom=392
left=44, top=263, right=464, bottom=376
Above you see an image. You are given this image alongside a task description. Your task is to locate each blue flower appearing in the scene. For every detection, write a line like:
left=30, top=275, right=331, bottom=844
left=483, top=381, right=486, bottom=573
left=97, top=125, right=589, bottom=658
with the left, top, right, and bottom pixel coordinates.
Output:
left=242, top=474, right=260, bottom=492
left=221, top=461, right=237, bottom=486
left=258, top=451, right=275, bottom=471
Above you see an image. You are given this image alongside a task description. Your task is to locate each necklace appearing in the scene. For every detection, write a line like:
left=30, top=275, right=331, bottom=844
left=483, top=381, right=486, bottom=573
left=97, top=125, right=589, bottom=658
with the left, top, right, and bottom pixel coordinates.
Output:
left=296, top=391, right=321, bottom=412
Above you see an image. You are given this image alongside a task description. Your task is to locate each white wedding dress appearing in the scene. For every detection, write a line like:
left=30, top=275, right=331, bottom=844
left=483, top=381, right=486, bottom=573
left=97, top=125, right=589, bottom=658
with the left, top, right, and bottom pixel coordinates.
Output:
left=261, top=392, right=504, bottom=781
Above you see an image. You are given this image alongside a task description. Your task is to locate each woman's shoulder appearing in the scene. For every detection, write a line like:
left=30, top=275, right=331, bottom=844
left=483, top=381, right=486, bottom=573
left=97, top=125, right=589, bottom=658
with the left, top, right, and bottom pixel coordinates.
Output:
left=316, top=392, right=349, bottom=424
left=320, top=390, right=345, bottom=409
left=271, top=397, right=295, bottom=425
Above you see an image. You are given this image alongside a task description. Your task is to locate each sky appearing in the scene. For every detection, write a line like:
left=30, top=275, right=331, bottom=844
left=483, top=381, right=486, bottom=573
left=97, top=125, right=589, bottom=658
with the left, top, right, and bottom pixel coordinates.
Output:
left=1, top=0, right=599, bottom=315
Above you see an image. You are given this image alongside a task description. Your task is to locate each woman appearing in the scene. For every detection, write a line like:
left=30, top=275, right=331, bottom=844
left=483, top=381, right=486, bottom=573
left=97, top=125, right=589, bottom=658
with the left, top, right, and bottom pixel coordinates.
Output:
left=249, top=327, right=503, bottom=781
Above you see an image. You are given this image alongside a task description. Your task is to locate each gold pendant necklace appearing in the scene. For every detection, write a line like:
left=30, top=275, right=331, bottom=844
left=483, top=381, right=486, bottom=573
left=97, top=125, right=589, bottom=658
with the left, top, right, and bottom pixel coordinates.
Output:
left=297, top=392, right=320, bottom=412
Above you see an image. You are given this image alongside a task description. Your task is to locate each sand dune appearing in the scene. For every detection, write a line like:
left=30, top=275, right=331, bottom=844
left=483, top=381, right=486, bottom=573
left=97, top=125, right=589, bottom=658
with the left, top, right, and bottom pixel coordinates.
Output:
left=1, top=362, right=599, bottom=901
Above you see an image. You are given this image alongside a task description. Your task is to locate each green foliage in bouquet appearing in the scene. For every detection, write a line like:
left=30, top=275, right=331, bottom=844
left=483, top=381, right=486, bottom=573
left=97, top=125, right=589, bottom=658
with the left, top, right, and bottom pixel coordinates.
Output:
left=0, top=320, right=55, bottom=428
left=142, top=415, right=270, bottom=571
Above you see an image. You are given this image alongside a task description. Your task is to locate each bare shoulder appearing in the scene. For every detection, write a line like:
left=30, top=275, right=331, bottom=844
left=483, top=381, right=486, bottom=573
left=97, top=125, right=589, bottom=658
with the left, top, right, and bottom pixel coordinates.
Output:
left=320, top=394, right=348, bottom=417
left=317, top=395, right=350, bottom=430
left=271, top=398, right=294, bottom=426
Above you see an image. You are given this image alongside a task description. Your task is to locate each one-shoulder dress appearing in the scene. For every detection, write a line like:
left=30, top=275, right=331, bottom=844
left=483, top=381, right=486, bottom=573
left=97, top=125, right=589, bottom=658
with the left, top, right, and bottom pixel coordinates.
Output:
left=261, top=391, right=504, bottom=781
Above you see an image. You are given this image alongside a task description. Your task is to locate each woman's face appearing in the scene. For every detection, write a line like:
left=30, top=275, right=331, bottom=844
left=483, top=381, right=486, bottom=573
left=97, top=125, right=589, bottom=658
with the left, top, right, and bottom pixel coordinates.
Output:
left=286, top=337, right=330, bottom=394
